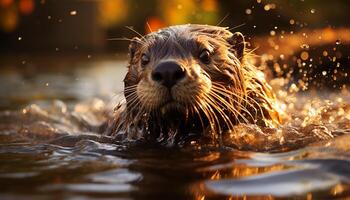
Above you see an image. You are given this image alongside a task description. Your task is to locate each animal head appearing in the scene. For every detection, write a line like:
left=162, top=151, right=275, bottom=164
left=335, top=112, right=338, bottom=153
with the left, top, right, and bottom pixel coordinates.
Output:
left=123, top=25, right=249, bottom=127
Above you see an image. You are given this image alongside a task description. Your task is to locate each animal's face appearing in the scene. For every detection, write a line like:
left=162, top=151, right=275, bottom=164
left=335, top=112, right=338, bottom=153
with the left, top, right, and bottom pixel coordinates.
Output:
left=123, top=25, right=246, bottom=120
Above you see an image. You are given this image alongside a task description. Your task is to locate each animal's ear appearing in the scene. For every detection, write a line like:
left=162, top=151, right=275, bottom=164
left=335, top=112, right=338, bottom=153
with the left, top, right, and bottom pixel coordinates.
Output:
left=128, top=37, right=141, bottom=62
left=227, top=32, right=245, bottom=60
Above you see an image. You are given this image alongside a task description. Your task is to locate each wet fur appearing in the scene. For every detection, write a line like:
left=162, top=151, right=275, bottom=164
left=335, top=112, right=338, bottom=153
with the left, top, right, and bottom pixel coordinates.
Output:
left=105, top=24, right=281, bottom=142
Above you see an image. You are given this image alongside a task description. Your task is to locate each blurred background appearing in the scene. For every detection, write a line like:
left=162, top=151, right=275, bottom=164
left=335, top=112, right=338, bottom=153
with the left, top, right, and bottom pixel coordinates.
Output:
left=0, top=0, right=349, bottom=110
left=1, top=0, right=349, bottom=52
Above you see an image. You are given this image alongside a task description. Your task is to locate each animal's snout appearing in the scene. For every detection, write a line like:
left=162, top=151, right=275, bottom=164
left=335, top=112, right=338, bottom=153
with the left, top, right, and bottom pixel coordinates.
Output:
left=151, top=61, right=186, bottom=88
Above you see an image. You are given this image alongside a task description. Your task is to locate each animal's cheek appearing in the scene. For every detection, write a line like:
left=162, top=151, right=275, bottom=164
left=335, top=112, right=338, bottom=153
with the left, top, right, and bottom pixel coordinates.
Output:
left=136, top=65, right=155, bottom=83
left=172, top=75, right=212, bottom=104
left=186, top=63, right=203, bottom=79
left=137, top=79, right=156, bottom=99
left=136, top=79, right=166, bottom=109
left=171, top=81, right=196, bottom=103
left=126, top=64, right=142, bottom=79
left=182, top=63, right=213, bottom=93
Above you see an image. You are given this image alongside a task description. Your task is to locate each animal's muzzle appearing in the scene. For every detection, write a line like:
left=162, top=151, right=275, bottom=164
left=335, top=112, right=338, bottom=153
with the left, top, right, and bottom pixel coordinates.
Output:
left=151, top=61, right=186, bottom=89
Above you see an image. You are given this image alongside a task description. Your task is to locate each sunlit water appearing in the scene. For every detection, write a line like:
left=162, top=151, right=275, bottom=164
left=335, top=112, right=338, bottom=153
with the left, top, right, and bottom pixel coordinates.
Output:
left=0, top=52, right=349, bottom=200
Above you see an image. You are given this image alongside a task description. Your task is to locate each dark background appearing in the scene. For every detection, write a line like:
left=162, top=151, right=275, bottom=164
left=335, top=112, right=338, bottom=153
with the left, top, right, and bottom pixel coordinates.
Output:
left=1, top=0, right=349, bottom=53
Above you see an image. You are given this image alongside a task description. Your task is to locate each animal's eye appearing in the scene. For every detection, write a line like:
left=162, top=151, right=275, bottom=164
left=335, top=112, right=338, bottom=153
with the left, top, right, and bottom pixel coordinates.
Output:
left=141, top=54, right=150, bottom=66
left=199, top=49, right=211, bottom=64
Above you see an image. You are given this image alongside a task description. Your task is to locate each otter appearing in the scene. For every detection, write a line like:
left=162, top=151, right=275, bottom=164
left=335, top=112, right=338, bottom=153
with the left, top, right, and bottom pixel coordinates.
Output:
left=106, top=24, right=281, bottom=143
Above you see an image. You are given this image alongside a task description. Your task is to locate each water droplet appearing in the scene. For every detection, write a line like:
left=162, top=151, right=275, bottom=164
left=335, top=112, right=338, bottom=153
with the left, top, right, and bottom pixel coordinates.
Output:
left=289, top=83, right=299, bottom=93
left=300, top=44, right=309, bottom=49
left=245, top=9, right=252, bottom=15
left=300, top=51, right=309, bottom=60
left=70, top=10, right=77, bottom=16
left=270, top=30, right=276, bottom=36
left=264, top=5, right=270, bottom=11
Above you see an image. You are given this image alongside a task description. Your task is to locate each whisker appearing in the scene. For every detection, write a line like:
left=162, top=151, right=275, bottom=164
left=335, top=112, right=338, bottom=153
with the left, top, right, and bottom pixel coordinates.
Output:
left=125, top=26, right=144, bottom=38
left=211, top=83, right=258, bottom=114
left=191, top=96, right=208, bottom=133
left=210, top=86, right=256, bottom=121
left=204, top=94, right=237, bottom=129
left=202, top=95, right=233, bottom=145
left=227, top=23, right=246, bottom=31
left=146, top=21, right=153, bottom=33
left=216, top=13, right=230, bottom=26
left=207, top=92, right=244, bottom=124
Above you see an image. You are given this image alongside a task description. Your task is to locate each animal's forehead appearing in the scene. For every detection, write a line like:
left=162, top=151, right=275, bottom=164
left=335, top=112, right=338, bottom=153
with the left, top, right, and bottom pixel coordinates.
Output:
left=142, top=25, right=229, bottom=53
left=143, top=35, right=195, bottom=58
left=149, top=31, right=197, bottom=47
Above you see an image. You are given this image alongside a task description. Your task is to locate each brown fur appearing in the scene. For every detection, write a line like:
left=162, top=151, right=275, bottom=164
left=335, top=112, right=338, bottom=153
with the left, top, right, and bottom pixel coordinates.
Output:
left=105, top=24, right=281, bottom=142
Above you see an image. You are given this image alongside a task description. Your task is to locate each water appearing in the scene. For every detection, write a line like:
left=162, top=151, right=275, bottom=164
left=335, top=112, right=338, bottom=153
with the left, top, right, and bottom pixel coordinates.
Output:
left=0, top=53, right=349, bottom=200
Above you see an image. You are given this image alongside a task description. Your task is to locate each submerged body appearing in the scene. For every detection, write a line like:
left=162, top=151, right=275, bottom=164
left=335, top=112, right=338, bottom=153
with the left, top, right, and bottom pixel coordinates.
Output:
left=106, top=24, right=281, bottom=142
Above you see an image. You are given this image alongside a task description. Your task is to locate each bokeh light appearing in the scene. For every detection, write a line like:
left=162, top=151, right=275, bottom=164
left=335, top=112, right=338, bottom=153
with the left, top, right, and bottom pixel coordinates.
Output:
left=19, top=0, right=34, bottom=15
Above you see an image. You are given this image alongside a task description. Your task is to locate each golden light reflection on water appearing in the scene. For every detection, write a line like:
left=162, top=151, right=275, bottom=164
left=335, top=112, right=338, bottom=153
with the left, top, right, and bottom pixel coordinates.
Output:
left=187, top=55, right=350, bottom=198
left=190, top=152, right=349, bottom=199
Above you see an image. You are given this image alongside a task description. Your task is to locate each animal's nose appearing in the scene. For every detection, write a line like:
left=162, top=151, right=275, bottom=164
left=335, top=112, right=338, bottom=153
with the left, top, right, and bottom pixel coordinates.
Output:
left=151, top=61, right=186, bottom=88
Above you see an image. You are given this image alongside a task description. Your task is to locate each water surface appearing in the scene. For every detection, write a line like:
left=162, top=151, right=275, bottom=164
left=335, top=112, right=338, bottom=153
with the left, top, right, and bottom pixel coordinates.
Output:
left=0, top=54, right=349, bottom=200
